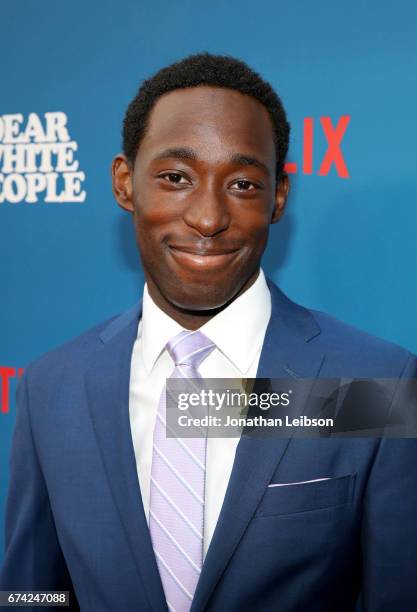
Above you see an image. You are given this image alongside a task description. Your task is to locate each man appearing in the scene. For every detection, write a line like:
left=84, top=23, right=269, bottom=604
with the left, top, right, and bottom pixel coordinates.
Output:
left=1, top=53, right=417, bottom=611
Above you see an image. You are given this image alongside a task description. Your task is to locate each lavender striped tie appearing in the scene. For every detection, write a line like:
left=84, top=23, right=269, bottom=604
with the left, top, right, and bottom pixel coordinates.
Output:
left=149, top=330, right=216, bottom=612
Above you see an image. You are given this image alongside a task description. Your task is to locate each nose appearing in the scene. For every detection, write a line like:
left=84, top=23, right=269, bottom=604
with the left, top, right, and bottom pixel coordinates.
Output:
left=182, top=184, right=230, bottom=237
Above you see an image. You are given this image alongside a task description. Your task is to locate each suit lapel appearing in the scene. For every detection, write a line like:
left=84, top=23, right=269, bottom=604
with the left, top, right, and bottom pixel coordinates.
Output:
left=84, top=301, right=168, bottom=612
left=190, top=278, right=326, bottom=612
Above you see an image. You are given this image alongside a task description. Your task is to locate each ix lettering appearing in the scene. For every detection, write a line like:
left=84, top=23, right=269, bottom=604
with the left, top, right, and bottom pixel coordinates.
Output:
left=284, top=115, right=350, bottom=178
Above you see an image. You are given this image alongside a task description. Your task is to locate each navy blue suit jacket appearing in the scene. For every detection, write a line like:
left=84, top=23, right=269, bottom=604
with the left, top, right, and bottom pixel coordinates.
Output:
left=1, top=278, right=417, bottom=611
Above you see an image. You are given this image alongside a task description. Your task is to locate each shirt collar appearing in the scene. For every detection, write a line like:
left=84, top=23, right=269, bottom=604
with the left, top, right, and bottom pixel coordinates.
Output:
left=139, top=267, right=271, bottom=375
left=139, top=286, right=184, bottom=375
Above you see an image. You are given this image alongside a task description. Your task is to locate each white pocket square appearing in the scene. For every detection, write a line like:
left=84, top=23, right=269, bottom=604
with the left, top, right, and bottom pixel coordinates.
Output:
left=268, top=477, right=330, bottom=488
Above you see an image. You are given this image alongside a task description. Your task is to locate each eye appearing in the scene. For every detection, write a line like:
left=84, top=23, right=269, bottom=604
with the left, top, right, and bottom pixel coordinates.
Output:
left=230, top=179, right=257, bottom=191
left=159, top=172, right=189, bottom=185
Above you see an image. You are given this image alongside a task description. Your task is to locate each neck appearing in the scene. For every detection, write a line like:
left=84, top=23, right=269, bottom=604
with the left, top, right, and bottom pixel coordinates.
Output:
left=145, top=270, right=260, bottom=330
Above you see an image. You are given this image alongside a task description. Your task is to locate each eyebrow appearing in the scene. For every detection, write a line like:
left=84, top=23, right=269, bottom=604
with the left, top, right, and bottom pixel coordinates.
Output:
left=152, top=147, right=270, bottom=176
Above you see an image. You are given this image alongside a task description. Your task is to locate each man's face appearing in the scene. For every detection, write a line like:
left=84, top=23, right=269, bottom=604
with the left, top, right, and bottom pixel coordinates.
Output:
left=113, top=86, right=289, bottom=311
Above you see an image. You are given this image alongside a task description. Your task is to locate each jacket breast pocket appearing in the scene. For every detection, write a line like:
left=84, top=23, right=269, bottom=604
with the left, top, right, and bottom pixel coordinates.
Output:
left=256, top=474, right=356, bottom=517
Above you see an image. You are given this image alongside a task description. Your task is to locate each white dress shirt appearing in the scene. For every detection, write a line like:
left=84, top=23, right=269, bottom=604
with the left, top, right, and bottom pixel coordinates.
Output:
left=129, top=267, right=271, bottom=559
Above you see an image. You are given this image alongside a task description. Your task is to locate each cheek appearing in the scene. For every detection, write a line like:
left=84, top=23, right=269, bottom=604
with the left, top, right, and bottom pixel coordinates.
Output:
left=133, top=216, right=162, bottom=261
left=134, top=195, right=176, bottom=225
left=235, top=207, right=271, bottom=244
left=132, top=194, right=176, bottom=250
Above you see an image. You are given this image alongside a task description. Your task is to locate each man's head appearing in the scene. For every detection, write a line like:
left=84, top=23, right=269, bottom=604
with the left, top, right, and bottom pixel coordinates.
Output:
left=112, top=52, right=291, bottom=324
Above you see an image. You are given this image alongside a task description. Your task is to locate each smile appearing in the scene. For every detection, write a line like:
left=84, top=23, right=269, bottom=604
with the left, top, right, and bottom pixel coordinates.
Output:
left=168, top=245, right=240, bottom=270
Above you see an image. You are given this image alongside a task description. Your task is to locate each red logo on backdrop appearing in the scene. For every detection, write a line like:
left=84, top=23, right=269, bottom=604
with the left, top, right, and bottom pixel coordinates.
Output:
left=284, top=115, right=350, bottom=178
left=1, top=366, right=24, bottom=414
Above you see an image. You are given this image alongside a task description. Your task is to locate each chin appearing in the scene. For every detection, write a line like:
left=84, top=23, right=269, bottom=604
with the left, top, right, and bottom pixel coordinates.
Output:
left=167, top=280, right=238, bottom=312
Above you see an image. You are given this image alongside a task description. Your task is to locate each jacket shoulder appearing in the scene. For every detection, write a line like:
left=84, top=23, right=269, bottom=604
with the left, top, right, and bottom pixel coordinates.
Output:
left=24, top=308, right=134, bottom=384
left=310, top=307, right=415, bottom=375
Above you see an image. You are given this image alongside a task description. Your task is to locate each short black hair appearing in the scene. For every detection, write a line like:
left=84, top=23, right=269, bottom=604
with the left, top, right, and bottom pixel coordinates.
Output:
left=122, top=53, right=290, bottom=178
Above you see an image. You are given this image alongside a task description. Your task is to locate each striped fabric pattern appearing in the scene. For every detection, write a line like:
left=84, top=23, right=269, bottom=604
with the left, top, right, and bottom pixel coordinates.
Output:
left=149, top=330, right=216, bottom=612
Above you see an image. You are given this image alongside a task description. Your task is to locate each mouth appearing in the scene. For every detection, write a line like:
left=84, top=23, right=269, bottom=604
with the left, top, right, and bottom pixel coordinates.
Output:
left=168, top=245, right=240, bottom=270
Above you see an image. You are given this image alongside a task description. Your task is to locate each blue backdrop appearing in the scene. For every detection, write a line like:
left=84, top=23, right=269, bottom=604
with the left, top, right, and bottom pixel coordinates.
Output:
left=1, top=0, right=417, bottom=564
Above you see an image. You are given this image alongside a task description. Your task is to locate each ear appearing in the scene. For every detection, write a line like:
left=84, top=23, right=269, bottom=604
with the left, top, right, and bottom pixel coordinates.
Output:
left=271, top=173, right=290, bottom=224
left=111, top=154, right=134, bottom=213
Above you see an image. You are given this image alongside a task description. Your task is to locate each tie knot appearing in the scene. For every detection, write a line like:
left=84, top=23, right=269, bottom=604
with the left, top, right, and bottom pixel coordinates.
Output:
left=166, top=330, right=216, bottom=370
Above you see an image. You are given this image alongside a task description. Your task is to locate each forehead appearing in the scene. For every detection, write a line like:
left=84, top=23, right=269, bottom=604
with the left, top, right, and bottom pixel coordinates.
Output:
left=138, top=86, right=276, bottom=164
